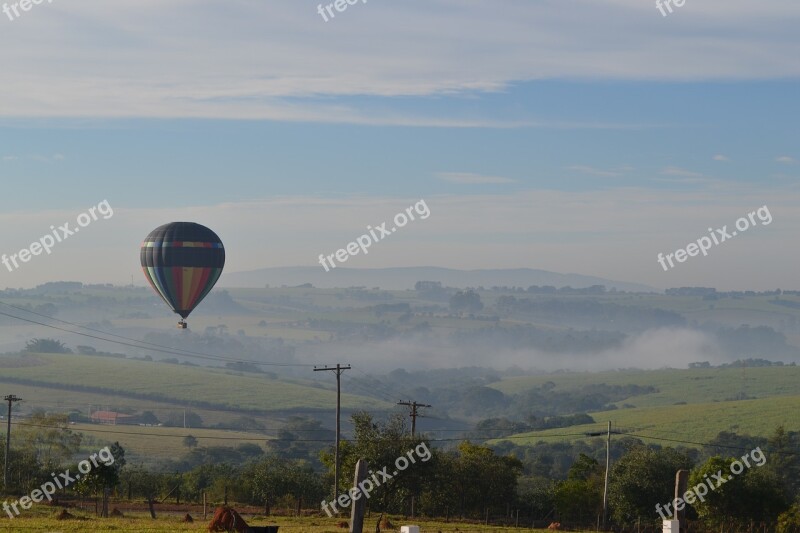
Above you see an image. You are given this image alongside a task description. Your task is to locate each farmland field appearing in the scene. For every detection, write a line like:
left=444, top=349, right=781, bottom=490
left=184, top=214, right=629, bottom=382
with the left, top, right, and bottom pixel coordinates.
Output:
left=493, top=395, right=800, bottom=448
left=490, top=366, right=800, bottom=448
left=490, top=365, right=800, bottom=407
left=0, top=353, right=390, bottom=413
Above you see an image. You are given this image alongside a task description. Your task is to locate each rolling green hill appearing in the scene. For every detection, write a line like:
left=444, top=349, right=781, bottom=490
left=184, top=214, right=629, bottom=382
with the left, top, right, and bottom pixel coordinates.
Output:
left=0, top=353, right=390, bottom=413
left=493, top=396, right=800, bottom=448
left=490, top=365, right=800, bottom=407
left=490, top=366, right=800, bottom=448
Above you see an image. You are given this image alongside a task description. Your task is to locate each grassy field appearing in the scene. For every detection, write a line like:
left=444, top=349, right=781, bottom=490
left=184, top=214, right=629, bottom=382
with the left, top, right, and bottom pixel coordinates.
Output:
left=0, top=381, right=299, bottom=430
left=0, top=353, right=390, bottom=413
left=490, top=366, right=800, bottom=407
left=60, top=422, right=274, bottom=461
left=494, top=395, right=800, bottom=448
left=489, top=366, right=800, bottom=448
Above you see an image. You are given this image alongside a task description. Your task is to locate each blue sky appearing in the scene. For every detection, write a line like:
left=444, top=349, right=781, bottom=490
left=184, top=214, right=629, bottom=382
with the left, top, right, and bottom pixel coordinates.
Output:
left=0, top=0, right=798, bottom=289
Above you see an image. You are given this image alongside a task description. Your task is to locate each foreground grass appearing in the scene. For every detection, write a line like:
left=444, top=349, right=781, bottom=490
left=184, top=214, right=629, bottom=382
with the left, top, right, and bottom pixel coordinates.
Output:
left=0, top=509, right=592, bottom=532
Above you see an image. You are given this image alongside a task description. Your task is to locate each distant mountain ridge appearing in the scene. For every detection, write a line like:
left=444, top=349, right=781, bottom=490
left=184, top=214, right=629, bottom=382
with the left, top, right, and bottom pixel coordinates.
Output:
left=220, top=266, right=659, bottom=292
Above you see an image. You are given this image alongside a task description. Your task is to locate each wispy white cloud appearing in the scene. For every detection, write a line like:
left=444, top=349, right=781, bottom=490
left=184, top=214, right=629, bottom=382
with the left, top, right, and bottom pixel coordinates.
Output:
left=713, top=154, right=729, bottom=161
left=776, top=156, right=797, bottom=164
left=435, top=172, right=517, bottom=184
left=0, top=0, right=797, bottom=121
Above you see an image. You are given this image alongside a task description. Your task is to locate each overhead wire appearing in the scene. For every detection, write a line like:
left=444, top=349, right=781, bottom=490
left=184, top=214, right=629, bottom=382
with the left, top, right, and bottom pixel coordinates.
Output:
left=0, top=301, right=319, bottom=367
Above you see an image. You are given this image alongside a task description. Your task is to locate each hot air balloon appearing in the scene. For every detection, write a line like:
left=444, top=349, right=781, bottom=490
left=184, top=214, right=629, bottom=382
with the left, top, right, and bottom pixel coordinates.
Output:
left=140, top=222, right=225, bottom=329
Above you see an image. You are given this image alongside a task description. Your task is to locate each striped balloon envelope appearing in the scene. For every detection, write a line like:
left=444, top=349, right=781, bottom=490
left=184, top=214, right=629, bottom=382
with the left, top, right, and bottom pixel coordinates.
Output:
left=140, top=222, right=225, bottom=328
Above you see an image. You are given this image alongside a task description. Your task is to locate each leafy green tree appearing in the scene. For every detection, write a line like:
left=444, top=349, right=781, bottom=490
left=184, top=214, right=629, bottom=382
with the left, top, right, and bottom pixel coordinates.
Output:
left=75, top=442, right=126, bottom=518
left=608, top=445, right=693, bottom=526
left=0, top=445, right=42, bottom=493
left=449, top=290, right=483, bottom=314
left=777, top=504, right=800, bottom=533
left=554, top=454, right=603, bottom=524
left=268, top=416, right=334, bottom=468
left=23, top=338, right=71, bottom=353
left=469, top=418, right=529, bottom=441
left=516, top=476, right=557, bottom=524
left=181, top=463, right=228, bottom=503
left=327, top=412, right=412, bottom=511
left=139, top=411, right=160, bottom=425
left=416, top=447, right=458, bottom=517
left=120, top=465, right=168, bottom=517
left=449, top=441, right=523, bottom=518
left=244, top=455, right=325, bottom=515
left=689, top=455, right=788, bottom=529
left=766, top=426, right=800, bottom=497
left=327, top=412, right=438, bottom=515
left=17, top=412, right=81, bottom=473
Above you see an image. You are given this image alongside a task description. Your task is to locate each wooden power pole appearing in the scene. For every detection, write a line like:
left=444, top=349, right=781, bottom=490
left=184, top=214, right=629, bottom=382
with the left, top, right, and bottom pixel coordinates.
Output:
left=397, top=400, right=431, bottom=519
left=3, top=394, right=21, bottom=488
left=397, top=400, right=431, bottom=436
left=315, top=364, right=351, bottom=505
left=586, top=421, right=618, bottom=530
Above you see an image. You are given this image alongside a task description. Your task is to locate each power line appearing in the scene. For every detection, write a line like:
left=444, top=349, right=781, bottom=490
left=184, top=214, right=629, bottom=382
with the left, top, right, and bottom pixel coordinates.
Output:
left=0, top=307, right=316, bottom=368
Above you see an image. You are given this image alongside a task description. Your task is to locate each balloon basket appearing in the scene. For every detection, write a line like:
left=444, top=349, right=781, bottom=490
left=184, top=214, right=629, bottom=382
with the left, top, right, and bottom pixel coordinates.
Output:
left=177, top=320, right=187, bottom=329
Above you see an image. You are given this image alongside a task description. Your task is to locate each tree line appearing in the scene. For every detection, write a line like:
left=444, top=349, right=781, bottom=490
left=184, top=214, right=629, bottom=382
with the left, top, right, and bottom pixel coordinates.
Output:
left=5, top=411, right=800, bottom=531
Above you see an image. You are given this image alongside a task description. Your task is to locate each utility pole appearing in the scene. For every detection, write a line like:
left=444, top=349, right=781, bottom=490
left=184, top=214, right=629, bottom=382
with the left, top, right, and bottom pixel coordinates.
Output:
left=397, top=400, right=431, bottom=436
left=398, top=400, right=431, bottom=519
left=4, top=394, right=21, bottom=488
left=586, top=421, right=618, bottom=530
left=314, top=364, right=351, bottom=505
